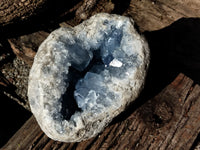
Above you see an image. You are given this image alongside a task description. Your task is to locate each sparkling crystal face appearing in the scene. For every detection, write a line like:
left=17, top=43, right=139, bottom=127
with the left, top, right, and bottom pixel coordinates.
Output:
left=28, top=13, right=150, bottom=142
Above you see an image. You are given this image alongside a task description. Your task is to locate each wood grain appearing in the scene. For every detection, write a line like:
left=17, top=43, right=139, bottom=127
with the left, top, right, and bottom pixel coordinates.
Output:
left=0, top=0, right=48, bottom=26
left=8, top=31, right=49, bottom=66
left=125, top=0, right=200, bottom=32
left=3, top=73, right=200, bottom=150
left=2, top=0, right=200, bottom=33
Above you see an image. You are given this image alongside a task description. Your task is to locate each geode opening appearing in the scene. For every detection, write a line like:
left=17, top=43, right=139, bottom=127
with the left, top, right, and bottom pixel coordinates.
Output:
left=61, top=51, right=104, bottom=120
left=28, top=13, right=150, bottom=142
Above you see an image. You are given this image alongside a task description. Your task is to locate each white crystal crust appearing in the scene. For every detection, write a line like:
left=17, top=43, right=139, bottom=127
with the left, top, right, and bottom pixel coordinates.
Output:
left=28, top=13, right=150, bottom=142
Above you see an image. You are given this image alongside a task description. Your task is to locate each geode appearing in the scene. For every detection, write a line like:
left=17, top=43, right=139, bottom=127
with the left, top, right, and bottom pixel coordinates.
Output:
left=28, top=13, right=150, bottom=142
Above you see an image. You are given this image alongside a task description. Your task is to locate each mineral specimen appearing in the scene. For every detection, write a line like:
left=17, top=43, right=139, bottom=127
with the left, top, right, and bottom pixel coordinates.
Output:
left=28, top=13, right=150, bottom=142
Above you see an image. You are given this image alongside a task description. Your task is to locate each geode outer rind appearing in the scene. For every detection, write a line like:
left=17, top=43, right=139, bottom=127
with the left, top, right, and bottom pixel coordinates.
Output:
left=28, top=13, right=150, bottom=142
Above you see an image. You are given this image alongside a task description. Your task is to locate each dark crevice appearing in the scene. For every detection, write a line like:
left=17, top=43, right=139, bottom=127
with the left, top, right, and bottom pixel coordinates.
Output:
left=51, top=25, right=123, bottom=121
left=0, top=39, right=16, bottom=67
left=190, top=132, right=200, bottom=150
left=152, top=114, right=163, bottom=125
left=183, top=81, right=196, bottom=104
left=85, top=136, right=100, bottom=150
left=60, top=50, right=104, bottom=120
left=30, top=133, right=45, bottom=149
left=71, top=142, right=78, bottom=150
left=0, top=93, right=31, bottom=147
left=111, top=0, right=131, bottom=14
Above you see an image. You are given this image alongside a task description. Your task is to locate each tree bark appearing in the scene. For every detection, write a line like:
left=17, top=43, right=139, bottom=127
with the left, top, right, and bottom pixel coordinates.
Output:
left=3, top=73, right=200, bottom=150
left=0, top=0, right=48, bottom=26
left=63, top=0, right=200, bottom=32
left=1, top=0, right=200, bottom=32
left=0, top=0, right=84, bottom=31
left=0, top=31, right=49, bottom=110
left=8, top=31, right=49, bottom=66
left=124, top=0, right=200, bottom=32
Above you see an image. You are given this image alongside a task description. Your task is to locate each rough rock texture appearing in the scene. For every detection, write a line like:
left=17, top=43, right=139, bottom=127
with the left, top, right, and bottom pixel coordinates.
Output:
left=28, top=13, right=150, bottom=142
left=1, top=57, right=30, bottom=110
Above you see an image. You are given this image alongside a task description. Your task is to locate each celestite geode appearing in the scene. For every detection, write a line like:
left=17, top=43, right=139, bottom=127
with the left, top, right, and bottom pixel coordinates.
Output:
left=28, top=13, right=150, bottom=142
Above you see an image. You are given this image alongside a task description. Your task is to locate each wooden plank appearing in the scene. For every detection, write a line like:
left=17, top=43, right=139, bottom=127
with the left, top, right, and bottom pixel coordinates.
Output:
left=125, top=0, right=200, bottom=32
left=1, top=0, right=200, bottom=32
left=0, top=31, right=50, bottom=111
left=60, top=0, right=200, bottom=32
left=2, top=73, right=200, bottom=150
left=8, top=31, right=49, bottom=67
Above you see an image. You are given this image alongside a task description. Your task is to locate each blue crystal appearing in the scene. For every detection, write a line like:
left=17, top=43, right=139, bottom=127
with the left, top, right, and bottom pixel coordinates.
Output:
left=66, top=43, right=92, bottom=71
left=100, top=27, right=123, bottom=66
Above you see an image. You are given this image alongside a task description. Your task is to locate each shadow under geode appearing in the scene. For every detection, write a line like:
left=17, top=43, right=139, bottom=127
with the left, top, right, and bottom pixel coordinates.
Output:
left=0, top=94, right=31, bottom=147
left=111, top=0, right=131, bottom=14
left=112, top=17, right=200, bottom=124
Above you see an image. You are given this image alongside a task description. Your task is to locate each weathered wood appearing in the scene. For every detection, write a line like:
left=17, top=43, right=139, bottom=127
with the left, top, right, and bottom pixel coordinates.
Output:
left=8, top=31, right=49, bottom=66
left=1, top=1, right=200, bottom=149
left=3, top=73, right=200, bottom=150
left=0, top=0, right=48, bottom=26
left=195, top=143, right=200, bottom=150
left=62, top=0, right=200, bottom=32
left=125, top=0, right=200, bottom=32
left=0, top=73, right=10, bottom=87
left=0, top=43, right=32, bottom=109
left=0, top=0, right=86, bottom=28
left=0, top=31, right=50, bottom=111
left=0, top=0, right=114, bottom=35
left=1, top=0, right=200, bottom=33
left=75, top=0, right=114, bottom=21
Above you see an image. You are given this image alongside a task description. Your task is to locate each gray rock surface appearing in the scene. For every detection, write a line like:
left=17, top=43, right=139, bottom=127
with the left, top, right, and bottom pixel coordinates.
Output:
left=1, top=57, right=30, bottom=110
left=28, top=13, right=150, bottom=142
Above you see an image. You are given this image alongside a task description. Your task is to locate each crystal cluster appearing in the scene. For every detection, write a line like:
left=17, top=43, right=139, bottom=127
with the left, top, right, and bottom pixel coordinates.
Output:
left=28, top=13, right=150, bottom=142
